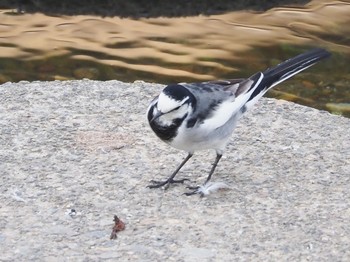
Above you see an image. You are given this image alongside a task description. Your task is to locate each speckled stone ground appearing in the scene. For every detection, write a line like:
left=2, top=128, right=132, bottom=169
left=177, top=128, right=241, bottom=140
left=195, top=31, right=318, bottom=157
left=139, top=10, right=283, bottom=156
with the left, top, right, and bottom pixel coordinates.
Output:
left=0, top=80, right=349, bottom=261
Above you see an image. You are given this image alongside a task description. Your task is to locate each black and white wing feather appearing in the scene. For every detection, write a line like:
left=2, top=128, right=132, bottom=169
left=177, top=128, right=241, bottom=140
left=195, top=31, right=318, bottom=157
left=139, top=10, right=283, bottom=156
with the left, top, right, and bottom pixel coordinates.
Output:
left=181, top=48, right=330, bottom=130
left=245, top=48, right=331, bottom=109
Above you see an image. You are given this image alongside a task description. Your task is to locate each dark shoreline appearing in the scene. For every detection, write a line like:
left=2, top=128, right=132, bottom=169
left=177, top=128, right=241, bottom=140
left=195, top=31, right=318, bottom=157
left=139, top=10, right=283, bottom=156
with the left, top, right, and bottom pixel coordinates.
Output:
left=3, top=0, right=309, bottom=18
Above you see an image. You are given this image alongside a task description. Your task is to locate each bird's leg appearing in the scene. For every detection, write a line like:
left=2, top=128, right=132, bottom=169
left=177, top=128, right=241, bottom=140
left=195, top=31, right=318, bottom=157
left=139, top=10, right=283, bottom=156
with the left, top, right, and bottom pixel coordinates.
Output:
left=148, top=153, right=193, bottom=189
left=185, top=153, right=222, bottom=196
left=205, top=153, right=222, bottom=184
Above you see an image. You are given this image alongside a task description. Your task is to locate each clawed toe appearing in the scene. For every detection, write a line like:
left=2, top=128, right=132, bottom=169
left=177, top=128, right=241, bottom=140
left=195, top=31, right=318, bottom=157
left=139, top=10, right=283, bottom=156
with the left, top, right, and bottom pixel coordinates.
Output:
left=147, top=178, right=190, bottom=189
left=147, top=180, right=168, bottom=189
left=184, top=185, right=202, bottom=196
left=186, top=185, right=200, bottom=190
left=184, top=190, right=200, bottom=196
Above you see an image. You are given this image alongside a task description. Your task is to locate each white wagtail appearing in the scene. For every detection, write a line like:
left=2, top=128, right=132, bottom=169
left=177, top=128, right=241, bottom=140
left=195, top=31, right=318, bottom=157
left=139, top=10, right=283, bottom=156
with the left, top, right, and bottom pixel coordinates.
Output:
left=147, top=48, right=331, bottom=195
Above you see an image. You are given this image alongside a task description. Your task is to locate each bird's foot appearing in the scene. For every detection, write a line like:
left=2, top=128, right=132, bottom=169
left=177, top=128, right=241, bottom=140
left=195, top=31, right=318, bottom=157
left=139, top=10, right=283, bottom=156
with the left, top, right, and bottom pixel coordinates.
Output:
left=147, top=178, right=189, bottom=189
left=184, top=185, right=201, bottom=196
left=185, top=181, right=230, bottom=196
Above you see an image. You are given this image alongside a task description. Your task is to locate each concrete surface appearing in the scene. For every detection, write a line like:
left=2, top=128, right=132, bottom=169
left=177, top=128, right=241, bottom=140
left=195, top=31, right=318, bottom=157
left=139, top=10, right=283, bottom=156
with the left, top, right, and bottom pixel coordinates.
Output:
left=0, top=80, right=349, bottom=261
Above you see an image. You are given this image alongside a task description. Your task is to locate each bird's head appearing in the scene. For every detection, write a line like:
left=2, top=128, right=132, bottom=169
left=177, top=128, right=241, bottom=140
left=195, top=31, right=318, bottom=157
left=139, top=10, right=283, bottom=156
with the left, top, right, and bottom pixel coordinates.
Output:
left=149, top=84, right=195, bottom=125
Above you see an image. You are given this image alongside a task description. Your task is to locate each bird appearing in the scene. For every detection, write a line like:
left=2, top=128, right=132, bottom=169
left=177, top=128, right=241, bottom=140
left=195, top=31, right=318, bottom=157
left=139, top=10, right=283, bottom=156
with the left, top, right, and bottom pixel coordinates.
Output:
left=146, top=48, right=331, bottom=195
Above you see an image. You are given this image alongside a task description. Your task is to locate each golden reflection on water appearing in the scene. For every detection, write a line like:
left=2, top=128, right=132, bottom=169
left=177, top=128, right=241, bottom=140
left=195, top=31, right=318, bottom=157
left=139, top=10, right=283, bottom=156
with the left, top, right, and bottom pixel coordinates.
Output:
left=0, top=0, right=349, bottom=115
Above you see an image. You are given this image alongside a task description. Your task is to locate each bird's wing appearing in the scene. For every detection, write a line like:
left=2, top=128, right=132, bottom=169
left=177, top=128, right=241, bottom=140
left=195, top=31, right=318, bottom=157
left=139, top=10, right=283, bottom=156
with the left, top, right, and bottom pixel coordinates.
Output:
left=183, top=74, right=264, bottom=130
left=183, top=47, right=331, bottom=130
left=204, top=79, right=244, bottom=87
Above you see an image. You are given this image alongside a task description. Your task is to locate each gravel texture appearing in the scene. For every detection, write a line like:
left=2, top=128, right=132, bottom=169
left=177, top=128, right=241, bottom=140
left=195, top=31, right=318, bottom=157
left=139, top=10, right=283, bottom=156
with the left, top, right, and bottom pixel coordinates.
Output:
left=0, top=80, right=349, bottom=261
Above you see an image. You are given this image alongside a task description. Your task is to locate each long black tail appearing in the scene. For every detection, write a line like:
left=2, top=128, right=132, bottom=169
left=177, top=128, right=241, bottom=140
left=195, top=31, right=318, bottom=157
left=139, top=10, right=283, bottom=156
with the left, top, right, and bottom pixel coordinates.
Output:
left=247, top=48, right=331, bottom=105
left=262, top=48, right=331, bottom=89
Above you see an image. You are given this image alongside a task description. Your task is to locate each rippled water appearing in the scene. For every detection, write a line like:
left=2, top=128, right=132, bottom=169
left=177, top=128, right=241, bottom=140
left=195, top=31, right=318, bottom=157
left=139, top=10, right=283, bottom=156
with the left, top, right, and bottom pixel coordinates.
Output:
left=0, top=0, right=349, bottom=116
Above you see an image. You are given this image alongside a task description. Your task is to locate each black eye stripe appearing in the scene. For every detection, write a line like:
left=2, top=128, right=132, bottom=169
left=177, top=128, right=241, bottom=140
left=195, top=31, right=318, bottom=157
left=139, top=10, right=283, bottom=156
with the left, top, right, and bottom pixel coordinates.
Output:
left=170, top=97, right=191, bottom=112
left=164, top=105, right=181, bottom=114
left=158, top=97, right=189, bottom=114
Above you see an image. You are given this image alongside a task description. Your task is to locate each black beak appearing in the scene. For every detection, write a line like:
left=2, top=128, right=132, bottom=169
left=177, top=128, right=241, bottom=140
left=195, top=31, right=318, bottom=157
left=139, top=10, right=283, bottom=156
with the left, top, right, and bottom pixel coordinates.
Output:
left=150, top=109, right=163, bottom=123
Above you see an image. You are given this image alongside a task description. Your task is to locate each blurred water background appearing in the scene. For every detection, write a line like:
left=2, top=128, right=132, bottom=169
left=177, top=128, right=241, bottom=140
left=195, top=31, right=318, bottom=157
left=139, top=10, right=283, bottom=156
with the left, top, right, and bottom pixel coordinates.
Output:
left=0, top=0, right=349, bottom=116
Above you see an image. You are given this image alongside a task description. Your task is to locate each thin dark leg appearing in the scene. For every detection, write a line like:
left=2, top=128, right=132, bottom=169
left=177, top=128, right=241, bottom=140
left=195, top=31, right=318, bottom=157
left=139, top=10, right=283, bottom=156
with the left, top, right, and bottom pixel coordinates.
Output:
left=205, top=153, right=222, bottom=184
left=148, top=153, right=193, bottom=189
left=185, top=153, right=222, bottom=196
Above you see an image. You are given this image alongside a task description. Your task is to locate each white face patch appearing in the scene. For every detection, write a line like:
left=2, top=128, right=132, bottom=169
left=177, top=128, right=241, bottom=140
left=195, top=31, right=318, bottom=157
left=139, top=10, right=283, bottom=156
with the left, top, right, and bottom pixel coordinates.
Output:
left=157, top=92, right=186, bottom=113
left=159, top=103, right=190, bottom=125
left=154, top=92, right=191, bottom=126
